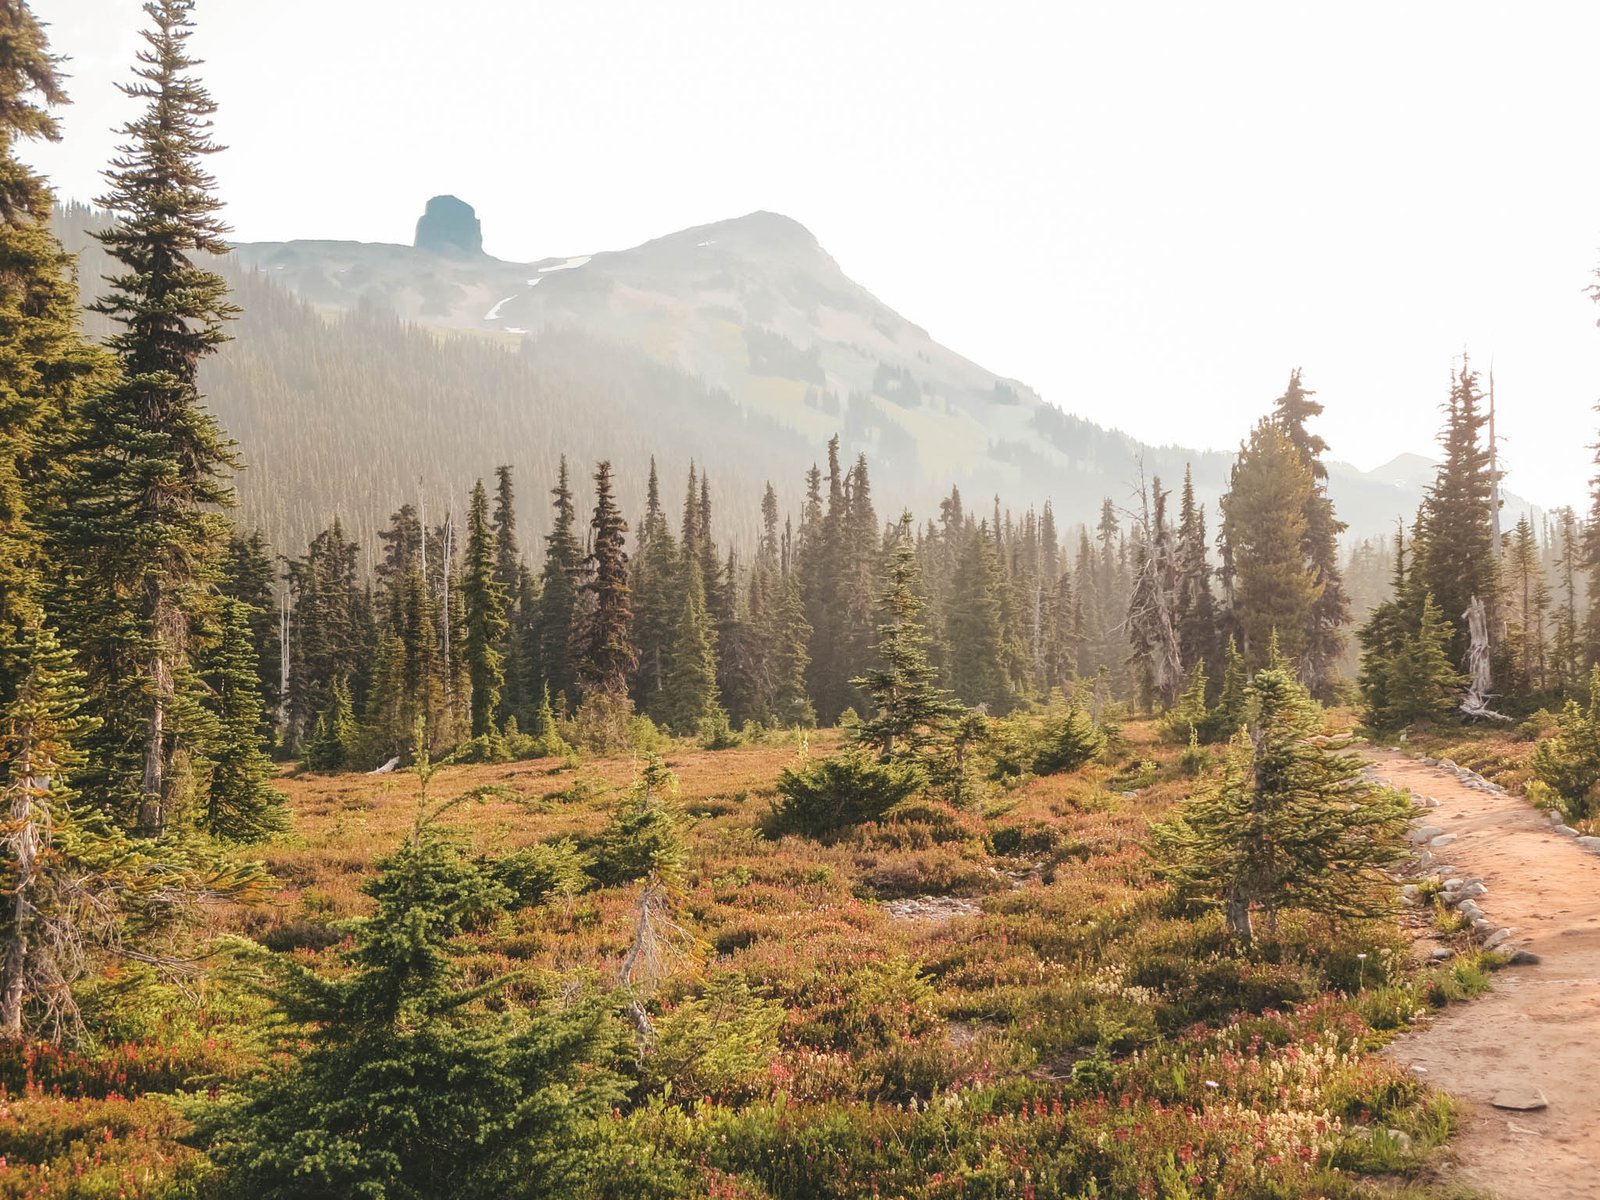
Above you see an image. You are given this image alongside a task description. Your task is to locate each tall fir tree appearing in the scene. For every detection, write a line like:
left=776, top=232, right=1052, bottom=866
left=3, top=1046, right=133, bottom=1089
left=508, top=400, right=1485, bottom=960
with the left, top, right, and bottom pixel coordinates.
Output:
left=631, top=458, right=679, bottom=716
left=535, top=456, right=584, bottom=710
left=852, top=516, right=963, bottom=762
left=63, top=0, right=238, bottom=834
left=1415, top=361, right=1499, bottom=668
left=461, top=480, right=508, bottom=738
left=219, top=531, right=281, bottom=738
left=1174, top=466, right=1219, bottom=687
left=576, top=461, right=635, bottom=700
left=1269, top=370, right=1350, bottom=696
left=0, top=3, right=105, bottom=720
left=199, top=596, right=284, bottom=840
left=1219, top=420, right=1322, bottom=671
left=945, top=525, right=1011, bottom=712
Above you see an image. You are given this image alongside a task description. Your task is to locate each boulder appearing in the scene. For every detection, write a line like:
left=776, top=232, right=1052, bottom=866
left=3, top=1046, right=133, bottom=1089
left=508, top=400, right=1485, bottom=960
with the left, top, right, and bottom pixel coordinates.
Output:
left=1490, top=1089, right=1548, bottom=1112
left=1482, top=928, right=1514, bottom=950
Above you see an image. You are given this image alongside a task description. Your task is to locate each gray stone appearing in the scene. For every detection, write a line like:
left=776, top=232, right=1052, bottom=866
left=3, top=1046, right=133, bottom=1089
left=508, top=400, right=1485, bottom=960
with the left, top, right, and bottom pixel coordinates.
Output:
left=1577, top=836, right=1600, bottom=852
left=1417, top=849, right=1435, bottom=869
left=1458, top=882, right=1487, bottom=899
left=1483, top=928, right=1514, bottom=950
left=1472, top=917, right=1493, bottom=932
left=1438, top=758, right=1458, bottom=771
left=1443, top=877, right=1464, bottom=890
left=413, top=195, right=485, bottom=256
left=1400, top=884, right=1420, bottom=903
left=1383, top=1129, right=1414, bottom=1153
left=1490, top=1089, right=1547, bottom=1112
left=1458, top=901, right=1484, bottom=921
left=1409, top=825, right=1445, bottom=844
left=1555, top=825, right=1579, bottom=838
left=1508, top=949, right=1542, bottom=966
left=1429, top=946, right=1453, bottom=961
left=1429, top=833, right=1458, bottom=848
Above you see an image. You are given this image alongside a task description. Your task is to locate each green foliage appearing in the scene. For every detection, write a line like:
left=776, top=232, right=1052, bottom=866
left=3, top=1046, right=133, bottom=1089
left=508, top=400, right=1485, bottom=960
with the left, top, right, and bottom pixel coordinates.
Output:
left=303, top=677, right=358, bottom=772
left=1032, top=702, right=1106, bottom=776
left=199, top=596, right=286, bottom=840
left=588, top=756, right=687, bottom=887
left=640, top=971, right=783, bottom=1102
left=851, top=516, right=964, bottom=763
left=1153, top=666, right=1411, bottom=944
left=490, top=838, right=589, bottom=908
left=194, top=731, right=623, bottom=1198
left=1199, top=635, right=1249, bottom=743
left=1360, top=586, right=1464, bottom=732
left=1530, top=665, right=1600, bottom=817
left=62, top=0, right=240, bottom=836
left=696, top=705, right=742, bottom=750
left=768, top=752, right=925, bottom=838
left=462, top=478, right=509, bottom=738
left=1160, top=659, right=1208, bottom=744
left=1219, top=420, right=1321, bottom=670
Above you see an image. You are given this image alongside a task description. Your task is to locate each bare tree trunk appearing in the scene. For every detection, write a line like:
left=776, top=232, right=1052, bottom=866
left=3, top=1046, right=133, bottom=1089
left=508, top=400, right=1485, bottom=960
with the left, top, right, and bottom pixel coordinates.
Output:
left=138, top=649, right=168, bottom=835
left=0, top=724, right=44, bottom=1038
left=1225, top=890, right=1253, bottom=944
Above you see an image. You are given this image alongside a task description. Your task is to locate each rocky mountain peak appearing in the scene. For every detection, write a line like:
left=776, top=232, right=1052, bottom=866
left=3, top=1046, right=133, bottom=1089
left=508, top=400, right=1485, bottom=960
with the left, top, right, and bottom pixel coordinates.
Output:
left=414, top=194, right=483, bottom=256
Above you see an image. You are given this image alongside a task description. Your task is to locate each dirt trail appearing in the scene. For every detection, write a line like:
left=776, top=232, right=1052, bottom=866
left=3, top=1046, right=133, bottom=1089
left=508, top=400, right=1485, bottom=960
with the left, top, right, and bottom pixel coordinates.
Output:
left=1364, top=748, right=1600, bottom=1200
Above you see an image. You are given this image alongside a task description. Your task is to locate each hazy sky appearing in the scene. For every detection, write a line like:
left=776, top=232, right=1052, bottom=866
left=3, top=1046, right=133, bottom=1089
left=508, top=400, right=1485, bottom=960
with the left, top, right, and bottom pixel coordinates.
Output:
left=24, top=0, right=1600, bottom=509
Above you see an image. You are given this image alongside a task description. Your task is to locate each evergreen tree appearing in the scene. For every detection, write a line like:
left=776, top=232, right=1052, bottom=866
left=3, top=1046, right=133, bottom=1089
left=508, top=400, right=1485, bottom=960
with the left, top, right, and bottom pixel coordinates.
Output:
left=1219, top=420, right=1322, bottom=671
left=0, top=620, right=95, bottom=1035
left=1154, top=666, right=1410, bottom=944
left=1415, top=361, right=1498, bottom=667
left=576, top=461, right=634, bottom=699
left=1174, top=466, right=1219, bottom=686
left=0, top=620, right=254, bottom=1039
left=766, top=572, right=815, bottom=727
left=1377, top=593, right=1466, bottom=729
left=284, top=519, right=366, bottom=749
left=220, top=532, right=280, bottom=738
left=657, top=554, right=720, bottom=735
left=535, top=456, right=584, bottom=709
left=461, top=480, right=508, bottom=738
left=852, top=516, right=963, bottom=762
left=631, top=458, right=679, bottom=715
left=199, top=596, right=284, bottom=840
left=490, top=465, right=530, bottom=715
left=0, top=2, right=104, bottom=719
left=305, top=675, right=357, bottom=773
left=1503, top=514, right=1550, bottom=698
left=63, top=0, right=238, bottom=834
left=1201, top=634, right=1249, bottom=742
left=202, top=747, right=623, bottom=1197
left=945, top=525, right=1011, bottom=712
left=1271, top=370, right=1350, bottom=695
left=1551, top=506, right=1583, bottom=691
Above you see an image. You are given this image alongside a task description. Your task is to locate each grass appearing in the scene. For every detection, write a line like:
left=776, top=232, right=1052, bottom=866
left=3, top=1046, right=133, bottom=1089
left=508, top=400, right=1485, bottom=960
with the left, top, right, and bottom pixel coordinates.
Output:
left=0, top=718, right=1497, bottom=1198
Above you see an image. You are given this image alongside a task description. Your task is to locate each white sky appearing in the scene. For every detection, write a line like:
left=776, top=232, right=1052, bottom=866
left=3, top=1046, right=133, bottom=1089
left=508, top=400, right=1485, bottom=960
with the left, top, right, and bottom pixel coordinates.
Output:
left=24, top=0, right=1600, bottom=509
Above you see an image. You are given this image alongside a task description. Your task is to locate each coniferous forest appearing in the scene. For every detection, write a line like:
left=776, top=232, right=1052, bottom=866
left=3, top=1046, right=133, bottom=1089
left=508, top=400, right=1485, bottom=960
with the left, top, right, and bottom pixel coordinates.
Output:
left=1, top=2, right=1599, bottom=1198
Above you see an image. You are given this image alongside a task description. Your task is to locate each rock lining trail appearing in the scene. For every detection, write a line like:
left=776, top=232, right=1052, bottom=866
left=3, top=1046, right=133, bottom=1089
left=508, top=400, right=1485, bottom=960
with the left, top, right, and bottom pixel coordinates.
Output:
left=1364, top=748, right=1600, bottom=1200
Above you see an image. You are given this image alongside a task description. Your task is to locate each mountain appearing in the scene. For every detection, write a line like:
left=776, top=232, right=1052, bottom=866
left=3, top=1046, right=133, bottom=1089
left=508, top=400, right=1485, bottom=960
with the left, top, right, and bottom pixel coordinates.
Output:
left=57, top=199, right=1460, bottom=557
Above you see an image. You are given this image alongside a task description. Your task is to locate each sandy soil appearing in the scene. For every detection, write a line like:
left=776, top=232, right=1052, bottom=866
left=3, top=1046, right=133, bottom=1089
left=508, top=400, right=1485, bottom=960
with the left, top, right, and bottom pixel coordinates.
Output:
left=1365, top=748, right=1600, bottom=1200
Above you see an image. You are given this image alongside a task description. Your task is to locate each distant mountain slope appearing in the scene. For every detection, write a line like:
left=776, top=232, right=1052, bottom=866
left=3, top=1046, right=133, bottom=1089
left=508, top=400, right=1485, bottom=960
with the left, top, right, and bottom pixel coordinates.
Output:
left=58, top=200, right=1472, bottom=555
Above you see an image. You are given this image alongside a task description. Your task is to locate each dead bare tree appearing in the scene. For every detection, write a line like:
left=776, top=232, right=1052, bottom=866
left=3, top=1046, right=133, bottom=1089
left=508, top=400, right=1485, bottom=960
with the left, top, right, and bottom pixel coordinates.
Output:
left=1460, top=594, right=1511, bottom=721
left=1124, top=469, right=1185, bottom=708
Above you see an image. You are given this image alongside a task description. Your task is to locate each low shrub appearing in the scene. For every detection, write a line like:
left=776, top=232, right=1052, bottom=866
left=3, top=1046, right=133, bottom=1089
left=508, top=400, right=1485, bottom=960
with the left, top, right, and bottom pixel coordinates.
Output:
left=490, top=838, right=588, bottom=907
left=767, top=755, right=924, bottom=839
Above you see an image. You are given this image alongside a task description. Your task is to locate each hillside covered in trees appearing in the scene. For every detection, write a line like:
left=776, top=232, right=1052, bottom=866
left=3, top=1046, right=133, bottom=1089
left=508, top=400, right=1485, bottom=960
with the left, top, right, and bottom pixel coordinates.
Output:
left=54, top=200, right=1486, bottom=557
